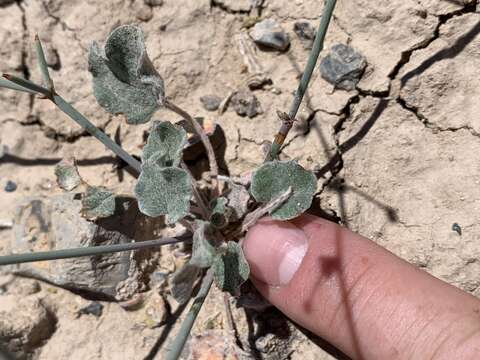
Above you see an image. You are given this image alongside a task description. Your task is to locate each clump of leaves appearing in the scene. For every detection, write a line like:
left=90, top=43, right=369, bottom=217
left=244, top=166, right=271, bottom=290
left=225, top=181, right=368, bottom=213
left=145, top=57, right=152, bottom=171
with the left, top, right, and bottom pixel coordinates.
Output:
left=0, top=1, right=338, bottom=358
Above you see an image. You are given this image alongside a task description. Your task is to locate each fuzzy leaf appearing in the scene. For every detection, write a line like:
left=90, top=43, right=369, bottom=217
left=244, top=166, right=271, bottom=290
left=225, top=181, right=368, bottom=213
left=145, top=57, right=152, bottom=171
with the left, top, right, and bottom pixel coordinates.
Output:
left=209, top=197, right=231, bottom=229
left=54, top=158, right=82, bottom=191
left=213, top=242, right=250, bottom=294
left=142, top=121, right=187, bottom=167
left=190, top=221, right=216, bottom=268
left=170, top=263, right=200, bottom=305
left=82, top=186, right=116, bottom=220
left=134, top=164, right=191, bottom=224
left=250, top=160, right=316, bottom=220
left=88, top=25, right=164, bottom=125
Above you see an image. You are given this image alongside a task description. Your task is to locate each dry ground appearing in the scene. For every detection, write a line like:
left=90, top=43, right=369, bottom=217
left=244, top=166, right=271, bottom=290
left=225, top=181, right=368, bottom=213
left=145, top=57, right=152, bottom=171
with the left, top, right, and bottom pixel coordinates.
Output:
left=0, top=0, right=479, bottom=359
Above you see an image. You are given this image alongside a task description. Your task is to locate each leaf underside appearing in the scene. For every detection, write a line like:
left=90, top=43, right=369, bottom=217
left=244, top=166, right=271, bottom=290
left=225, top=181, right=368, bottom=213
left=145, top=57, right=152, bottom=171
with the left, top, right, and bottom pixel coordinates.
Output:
left=82, top=186, right=116, bottom=220
left=190, top=221, right=216, bottom=268
left=134, top=164, right=192, bottom=224
left=213, top=242, right=250, bottom=294
left=250, top=160, right=317, bottom=220
left=88, top=25, right=164, bottom=125
left=142, top=121, right=187, bottom=167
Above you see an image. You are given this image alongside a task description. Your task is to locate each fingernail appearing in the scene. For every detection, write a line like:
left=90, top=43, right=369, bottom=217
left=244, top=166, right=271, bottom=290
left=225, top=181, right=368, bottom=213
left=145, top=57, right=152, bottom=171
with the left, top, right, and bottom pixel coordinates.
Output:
left=243, top=219, right=308, bottom=286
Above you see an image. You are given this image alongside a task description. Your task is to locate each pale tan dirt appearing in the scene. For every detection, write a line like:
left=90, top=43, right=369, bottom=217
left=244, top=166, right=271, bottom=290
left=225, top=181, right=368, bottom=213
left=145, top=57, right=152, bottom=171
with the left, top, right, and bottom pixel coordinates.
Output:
left=0, top=0, right=479, bottom=359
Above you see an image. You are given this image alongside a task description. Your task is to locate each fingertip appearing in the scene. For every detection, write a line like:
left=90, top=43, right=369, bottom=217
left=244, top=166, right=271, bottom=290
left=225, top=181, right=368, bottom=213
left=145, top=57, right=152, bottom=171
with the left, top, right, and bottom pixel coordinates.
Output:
left=244, top=218, right=308, bottom=286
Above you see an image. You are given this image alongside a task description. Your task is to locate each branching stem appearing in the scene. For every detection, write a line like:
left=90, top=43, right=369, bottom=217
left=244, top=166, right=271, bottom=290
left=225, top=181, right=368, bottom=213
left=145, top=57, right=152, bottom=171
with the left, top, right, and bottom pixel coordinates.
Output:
left=1, top=74, right=142, bottom=173
left=51, top=94, right=142, bottom=173
left=266, top=0, right=337, bottom=161
left=165, top=100, right=220, bottom=196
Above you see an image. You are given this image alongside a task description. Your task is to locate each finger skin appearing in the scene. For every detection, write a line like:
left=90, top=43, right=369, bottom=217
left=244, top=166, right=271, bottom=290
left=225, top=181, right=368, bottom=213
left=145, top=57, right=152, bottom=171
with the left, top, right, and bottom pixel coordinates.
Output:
left=248, top=214, right=480, bottom=359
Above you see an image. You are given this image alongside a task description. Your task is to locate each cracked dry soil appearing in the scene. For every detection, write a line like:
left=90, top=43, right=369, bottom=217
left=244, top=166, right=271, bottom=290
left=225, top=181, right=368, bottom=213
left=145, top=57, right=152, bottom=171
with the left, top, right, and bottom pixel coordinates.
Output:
left=1, top=0, right=480, bottom=359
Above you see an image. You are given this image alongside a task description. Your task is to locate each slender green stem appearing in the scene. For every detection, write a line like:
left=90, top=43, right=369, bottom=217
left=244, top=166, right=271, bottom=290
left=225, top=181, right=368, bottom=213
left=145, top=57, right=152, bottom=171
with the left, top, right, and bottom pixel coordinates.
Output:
left=267, top=0, right=337, bottom=161
left=52, top=94, right=142, bottom=173
left=0, top=78, right=38, bottom=94
left=34, top=35, right=53, bottom=90
left=0, top=236, right=189, bottom=266
left=164, top=269, right=214, bottom=360
left=0, top=73, right=141, bottom=173
left=2, top=74, right=50, bottom=96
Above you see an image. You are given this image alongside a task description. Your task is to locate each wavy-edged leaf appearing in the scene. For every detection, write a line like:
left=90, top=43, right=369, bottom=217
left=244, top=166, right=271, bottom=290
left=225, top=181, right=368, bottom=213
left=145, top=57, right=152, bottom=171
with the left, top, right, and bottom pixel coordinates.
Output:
left=54, top=158, right=82, bottom=191
left=88, top=25, right=164, bottom=125
left=250, top=160, right=316, bottom=220
left=134, top=164, right=191, bottom=224
left=82, top=186, right=116, bottom=220
left=213, top=242, right=250, bottom=294
left=170, top=263, right=200, bottom=305
left=190, top=221, right=216, bottom=268
left=142, top=121, right=187, bottom=167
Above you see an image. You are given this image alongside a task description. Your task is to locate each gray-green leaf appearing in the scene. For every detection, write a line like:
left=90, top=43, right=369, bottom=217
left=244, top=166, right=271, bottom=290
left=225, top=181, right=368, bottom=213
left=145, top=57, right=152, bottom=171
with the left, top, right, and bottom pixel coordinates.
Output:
left=134, top=164, right=191, bottom=224
left=209, top=197, right=231, bottom=229
left=170, top=263, right=200, bottom=305
left=82, top=186, right=116, bottom=220
left=250, top=160, right=316, bottom=220
left=190, top=221, right=216, bottom=268
left=213, top=242, right=250, bottom=294
left=142, top=121, right=187, bottom=167
left=88, top=25, right=164, bottom=125
left=54, top=158, right=82, bottom=191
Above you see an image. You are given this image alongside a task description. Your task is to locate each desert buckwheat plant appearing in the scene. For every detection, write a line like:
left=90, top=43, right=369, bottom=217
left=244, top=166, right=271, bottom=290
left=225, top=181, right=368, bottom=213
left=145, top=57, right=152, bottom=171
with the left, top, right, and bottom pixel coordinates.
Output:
left=0, top=1, right=337, bottom=358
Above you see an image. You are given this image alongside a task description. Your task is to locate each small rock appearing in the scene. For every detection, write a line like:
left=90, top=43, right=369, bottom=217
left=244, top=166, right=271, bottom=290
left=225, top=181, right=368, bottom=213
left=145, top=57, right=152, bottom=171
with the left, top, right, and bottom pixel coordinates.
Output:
left=293, top=21, right=316, bottom=49
left=200, top=95, right=221, bottom=112
left=11, top=195, right=154, bottom=298
left=0, top=296, right=56, bottom=359
left=0, top=219, right=13, bottom=229
left=143, top=292, right=167, bottom=328
left=250, top=18, right=290, bottom=51
left=134, top=1, right=153, bottom=21
left=4, top=180, right=17, bottom=193
left=255, top=333, right=290, bottom=354
left=319, top=43, right=367, bottom=91
left=188, top=331, right=230, bottom=360
left=149, top=270, right=168, bottom=289
left=230, top=89, right=263, bottom=118
left=77, top=302, right=104, bottom=318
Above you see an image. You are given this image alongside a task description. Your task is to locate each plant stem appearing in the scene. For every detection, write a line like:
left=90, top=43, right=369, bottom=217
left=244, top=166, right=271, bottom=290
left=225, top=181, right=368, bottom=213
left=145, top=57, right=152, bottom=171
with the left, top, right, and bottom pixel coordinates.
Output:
left=266, top=0, right=337, bottom=161
left=0, top=236, right=189, bottom=266
left=164, top=269, right=214, bottom=360
left=34, top=35, right=54, bottom=90
left=165, top=100, right=220, bottom=196
left=52, top=94, right=142, bottom=173
left=2, top=74, right=50, bottom=96
left=0, top=78, right=38, bottom=94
